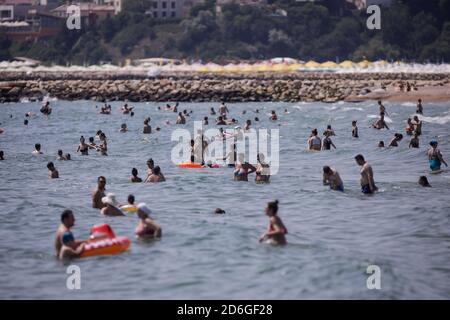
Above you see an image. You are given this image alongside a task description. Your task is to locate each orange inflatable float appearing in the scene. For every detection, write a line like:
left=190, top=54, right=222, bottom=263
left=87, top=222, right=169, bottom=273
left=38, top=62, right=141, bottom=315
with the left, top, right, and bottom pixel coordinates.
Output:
left=177, top=162, right=204, bottom=168
left=80, top=224, right=130, bottom=258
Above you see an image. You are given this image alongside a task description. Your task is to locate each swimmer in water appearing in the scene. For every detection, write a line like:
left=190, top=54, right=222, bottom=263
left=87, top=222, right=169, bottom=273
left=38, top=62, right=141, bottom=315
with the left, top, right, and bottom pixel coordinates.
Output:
left=122, top=103, right=134, bottom=114
left=270, top=110, right=278, bottom=121
left=378, top=141, right=385, bottom=148
left=55, top=209, right=85, bottom=257
left=57, top=150, right=66, bottom=160
left=244, top=119, right=252, bottom=131
left=352, top=121, right=358, bottom=138
left=216, top=116, right=227, bottom=125
left=307, top=129, right=321, bottom=151
left=144, top=158, right=154, bottom=182
left=418, top=176, right=431, bottom=187
left=355, top=154, right=378, bottom=194
left=101, top=193, right=125, bottom=216
left=412, top=116, right=422, bottom=136
left=47, top=162, right=59, bottom=179
left=389, top=133, right=403, bottom=147
left=416, top=99, right=423, bottom=115
left=65, top=153, right=71, bottom=160
left=135, top=203, right=162, bottom=239
left=405, top=118, right=414, bottom=136
left=203, top=117, right=209, bottom=125
left=33, top=143, right=43, bottom=154
left=218, top=102, right=229, bottom=116
left=77, top=136, right=89, bottom=155
left=148, top=166, right=166, bottom=183
left=258, top=200, right=287, bottom=245
left=0, top=150, right=4, bottom=160
left=143, top=118, right=151, bottom=134
left=92, top=176, right=107, bottom=209
left=98, top=132, right=108, bottom=156
left=325, top=125, right=335, bottom=136
left=234, top=154, right=256, bottom=181
left=323, top=166, right=344, bottom=191
left=210, top=107, right=216, bottom=115
left=409, top=133, right=419, bottom=148
left=58, top=231, right=85, bottom=260
left=372, top=113, right=390, bottom=130
left=255, top=153, right=270, bottom=183
left=120, top=123, right=128, bottom=133
left=322, top=131, right=336, bottom=150
left=176, top=112, right=186, bottom=125
left=131, top=168, right=142, bottom=183
left=87, top=137, right=97, bottom=150
left=24, top=119, right=28, bottom=126
left=428, top=141, right=448, bottom=172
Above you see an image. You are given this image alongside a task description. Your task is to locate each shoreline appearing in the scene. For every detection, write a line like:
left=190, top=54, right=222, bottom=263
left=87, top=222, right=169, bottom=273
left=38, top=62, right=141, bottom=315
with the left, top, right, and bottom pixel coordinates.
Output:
left=1, top=72, right=449, bottom=103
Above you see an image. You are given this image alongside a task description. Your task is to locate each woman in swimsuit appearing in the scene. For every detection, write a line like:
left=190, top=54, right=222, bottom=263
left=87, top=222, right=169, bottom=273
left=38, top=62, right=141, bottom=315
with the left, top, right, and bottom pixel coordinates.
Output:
left=77, top=136, right=89, bottom=155
left=98, top=133, right=108, bottom=156
left=135, top=203, right=162, bottom=239
left=322, top=131, right=336, bottom=150
left=428, top=141, right=448, bottom=172
left=258, top=200, right=287, bottom=245
left=409, top=134, right=419, bottom=148
left=255, top=153, right=270, bottom=183
left=308, top=129, right=321, bottom=151
left=234, top=154, right=256, bottom=181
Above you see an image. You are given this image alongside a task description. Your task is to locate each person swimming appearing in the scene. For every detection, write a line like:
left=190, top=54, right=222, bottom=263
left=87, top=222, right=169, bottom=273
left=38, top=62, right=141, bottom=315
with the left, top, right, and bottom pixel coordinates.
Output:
left=308, top=129, right=321, bottom=151
left=323, top=166, right=344, bottom=192
left=0, top=150, right=4, bottom=160
left=77, top=136, right=89, bottom=155
left=389, top=133, right=403, bottom=147
left=258, top=200, right=287, bottom=245
left=57, top=150, right=66, bottom=161
left=33, top=143, right=43, bottom=154
left=325, top=125, right=335, bottom=136
left=378, top=141, right=385, bottom=148
left=120, top=123, right=128, bottom=133
left=131, top=168, right=142, bottom=183
left=216, top=116, right=227, bottom=125
left=143, top=118, right=151, bottom=134
left=418, top=176, right=431, bottom=187
left=203, top=117, right=209, bottom=125
left=176, top=112, right=186, bottom=125
left=409, top=133, right=419, bottom=148
left=210, top=107, right=216, bottom=115
left=47, top=162, right=59, bottom=179
left=428, top=141, right=448, bottom=172
left=135, top=203, right=162, bottom=239
left=101, top=193, right=125, bottom=216
left=255, top=153, right=270, bottom=183
left=378, top=100, right=388, bottom=116
left=355, top=154, right=377, bottom=194
left=270, top=110, right=278, bottom=121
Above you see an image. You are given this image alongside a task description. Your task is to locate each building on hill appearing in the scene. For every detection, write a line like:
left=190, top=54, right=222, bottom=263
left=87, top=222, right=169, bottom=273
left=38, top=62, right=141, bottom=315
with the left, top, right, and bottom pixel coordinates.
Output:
left=215, top=0, right=268, bottom=14
left=146, top=0, right=205, bottom=19
left=51, top=2, right=117, bottom=27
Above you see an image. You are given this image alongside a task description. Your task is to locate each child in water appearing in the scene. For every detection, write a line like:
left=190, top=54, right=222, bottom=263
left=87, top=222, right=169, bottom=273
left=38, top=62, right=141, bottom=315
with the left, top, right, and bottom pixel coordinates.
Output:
left=258, top=200, right=287, bottom=245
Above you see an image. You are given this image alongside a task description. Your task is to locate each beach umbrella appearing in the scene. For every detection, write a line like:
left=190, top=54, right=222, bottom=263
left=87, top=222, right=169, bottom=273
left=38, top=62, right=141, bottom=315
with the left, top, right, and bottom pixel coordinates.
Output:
left=304, top=60, right=321, bottom=68
left=321, top=61, right=339, bottom=68
left=339, top=60, right=355, bottom=68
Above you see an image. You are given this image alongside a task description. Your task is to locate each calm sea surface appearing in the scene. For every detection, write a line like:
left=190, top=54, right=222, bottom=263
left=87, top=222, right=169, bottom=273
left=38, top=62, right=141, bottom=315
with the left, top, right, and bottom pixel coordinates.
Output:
left=0, top=100, right=449, bottom=299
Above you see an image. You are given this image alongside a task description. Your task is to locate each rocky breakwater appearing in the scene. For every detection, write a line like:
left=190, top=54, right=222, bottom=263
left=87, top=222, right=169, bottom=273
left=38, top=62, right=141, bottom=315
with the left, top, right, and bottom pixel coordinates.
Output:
left=1, top=73, right=449, bottom=103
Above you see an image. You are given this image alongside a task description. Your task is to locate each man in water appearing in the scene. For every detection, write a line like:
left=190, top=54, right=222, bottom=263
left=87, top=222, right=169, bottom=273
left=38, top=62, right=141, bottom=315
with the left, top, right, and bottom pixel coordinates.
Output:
left=59, top=232, right=85, bottom=260
left=57, top=150, right=66, bottom=160
left=418, top=176, right=431, bottom=187
left=378, top=100, right=388, bottom=116
left=355, top=154, right=377, bottom=194
left=148, top=166, right=166, bottom=183
left=372, top=113, right=390, bottom=130
left=323, top=166, right=344, bottom=191
left=92, top=176, right=107, bottom=209
left=131, top=168, right=142, bottom=182
left=47, top=162, right=59, bottom=178
left=55, top=209, right=85, bottom=257
left=352, top=121, right=358, bottom=138
left=388, top=133, right=403, bottom=147
left=143, top=118, right=151, bottom=134
left=416, top=99, right=423, bottom=114
left=428, top=141, right=448, bottom=172
left=409, top=133, right=420, bottom=148
left=33, top=143, right=43, bottom=154
left=322, top=131, right=337, bottom=150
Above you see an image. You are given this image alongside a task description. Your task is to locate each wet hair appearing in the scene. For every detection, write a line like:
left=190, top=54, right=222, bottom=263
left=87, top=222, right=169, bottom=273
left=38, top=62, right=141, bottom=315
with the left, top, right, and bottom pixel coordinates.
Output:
left=65, top=153, right=71, bottom=160
left=355, top=154, right=365, bottom=162
left=132, top=168, right=138, bottom=176
left=130, top=112, right=134, bottom=117
left=267, top=200, right=279, bottom=215
left=24, top=119, right=28, bottom=125
left=327, top=125, right=332, bottom=129
left=61, top=209, right=73, bottom=222
left=147, top=158, right=154, bottom=166
left=47, top=162, right=55, bottom=170
left=352, top=120, right=357, bottom=125
left=98, top=176, right=106, bottom=182
left=312, top=129, right=318, bottom=135
left=215, top=208, right=226, bottom=214
left=35, top=143, right=41, bottom=150
left=378, top=141, right=385, bottom=147
left=323, top=166, right=332, bottom=174
left=395, top=133, right=403, bottom=140
left=128, top=194, right=135, bottom=204
left=430, top=141, right=438, bottom=147
left=204, top=116, right=208, bottom=120
left=246, top=120, right=251, bottom=124
left=58, top=149, right=63, bottom=156
left=89, top=137, right=94, bottom=143
left=418, top=176, right=431, bottom=187
left=255, top=117, right=259, bottom=121
left=96, top=130, right=103, bottom=136
left=153, top=166, right=161, bottom=175
left=0, top=150, right=4, bottom=158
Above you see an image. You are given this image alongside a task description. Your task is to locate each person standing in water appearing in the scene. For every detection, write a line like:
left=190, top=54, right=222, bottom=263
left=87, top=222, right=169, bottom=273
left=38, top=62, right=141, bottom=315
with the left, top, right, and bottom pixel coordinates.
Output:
left=55, top=209, right=85, bottom=257
left=405, top=118, right=414, bottom=136
left=0, top=150, right=4, bottom=160
left=77, top=136, right=89, bottom=155
left=143, top=118, right=151, bottom=134
left=47, top=162, right=59, bottom=178
left=352, top=121, right=359, bottom=138
left=176, top=112, right=186, bottom=125
left=255, top=153, right=270, bottom=183
left=130, top=168, right=142, bottom=182
left=144, top=158, right=155, bottom=182
left=355, top=154, right=377, bottom=194
left=412, top=116, right=422, bottom=136
left=92, top=176, right=107, bottom=209
left=409, top=133, right=420, bottom=148
left=218, top=102, right=229, bottom=117
left=57, top=150, right=66, bottom=160
left=59, top=231, right=85, bottom=260
left=322, top=131, right=336, bottom=150
left=428, top=141, right=448, bottom=172
left=98, top=132, right=108, bottom=156
left=148, top=166, right=166, bottom=183
left=389, top=133, right=403, bottom=147
left=323, top=166, right=344, bottom=192
left=308, top=129, right=321, bottom=151
left=234, top=154, right=257, bottom=181
left=135, top=203, right=162, bottom=239
left=270, top=110, right=278, bottom=121
left=416, top=99, right=423, bottom=115
left=378, top=101, right=388, bottom=116
left=372, top=113, right=390, bottom=130
left=258, top=200, right=287, bottom=245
